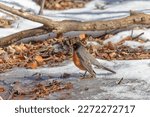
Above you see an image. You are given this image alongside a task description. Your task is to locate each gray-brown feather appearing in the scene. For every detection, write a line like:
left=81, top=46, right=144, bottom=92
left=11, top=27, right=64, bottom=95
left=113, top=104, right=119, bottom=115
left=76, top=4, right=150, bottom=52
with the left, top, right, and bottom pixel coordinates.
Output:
left=76, top=49, right=96, bottom=77
left=77, top=45, right=116, bottom=74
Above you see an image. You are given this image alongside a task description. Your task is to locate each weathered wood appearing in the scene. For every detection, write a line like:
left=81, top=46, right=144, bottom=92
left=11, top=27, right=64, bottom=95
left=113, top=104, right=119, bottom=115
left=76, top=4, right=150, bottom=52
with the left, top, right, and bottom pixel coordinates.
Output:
left=0, top=3, right=55, bottom=27
left=0, top=3, right=150, bottom=46
left=0, top=26, right=49, bottom=46
left=1, top=2, right=150, bottom=34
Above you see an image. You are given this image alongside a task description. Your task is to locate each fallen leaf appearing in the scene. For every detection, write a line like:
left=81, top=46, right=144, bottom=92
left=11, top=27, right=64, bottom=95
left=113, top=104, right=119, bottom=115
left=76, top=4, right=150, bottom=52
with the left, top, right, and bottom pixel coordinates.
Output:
left=116, top=36, right=132, bottom=45
left=35, top=55, right=44, bottom=63
left=79, top=33, right=87, bottom=40
left=0, top=86, right=5, bottom=92
left=0, top=59, right=3, bottom=63
left=107, top=41, right=115, bottom=50
left=104, top=34, right=114, bottom=39
left=14, top=44, right=27, bottom=52
left=137, top=39, right=145, bottom=43
left=109, top=52, right=117, bottom=58
left=0, top=48, right=5, bottom=55
left=7, top=46, right=16, bottom=54
left=27, top=61, right=38, bottom=69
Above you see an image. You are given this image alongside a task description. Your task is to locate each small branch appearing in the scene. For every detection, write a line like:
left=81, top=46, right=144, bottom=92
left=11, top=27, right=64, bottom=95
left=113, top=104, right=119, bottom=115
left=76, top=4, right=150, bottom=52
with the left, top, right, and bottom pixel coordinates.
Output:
left=117, top=77, right=123, bottom=85
left=130, top=29, right=133, bottom=37
left=0, top=2, right=55, bottom=28
left=15, top=32, right=55, bottom=44
left=132, top=32, right=144, bottom=39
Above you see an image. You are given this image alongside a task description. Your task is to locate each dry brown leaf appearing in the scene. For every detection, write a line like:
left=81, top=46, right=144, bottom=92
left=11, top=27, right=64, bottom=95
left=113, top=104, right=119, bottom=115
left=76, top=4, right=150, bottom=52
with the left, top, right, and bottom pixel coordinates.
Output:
left=14, top=44, right=27, bottom=52
left=0, top=59, right=3, bottom=63
left=35, top=55, right=44, bottom=63
left=0, top=48, right=5, bottom=55
left=109, top=52, right=117, bottom=58
left=0, top=86, right=5, bottom=92
left=79, top=33, right=87, bottom=40
left=17, top=54, right=26, bottom=60
left=64, top=82, right=73, bottom=89
left=27, top=61, right=38, bottom=69
left=116, top=36, right=132, bottom=45
left=7, top=46, right=16, bottom=54
left=107, top=41, right=116, bottom=50
left=104, top=34, right=114, bottom=39
left=137, top=39, right=145, bottom=43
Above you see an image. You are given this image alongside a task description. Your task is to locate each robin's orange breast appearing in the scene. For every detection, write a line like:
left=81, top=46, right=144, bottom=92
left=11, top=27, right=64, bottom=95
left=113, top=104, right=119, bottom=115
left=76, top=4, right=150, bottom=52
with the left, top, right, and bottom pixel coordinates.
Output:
left=73, top=51, right=86, bottom=70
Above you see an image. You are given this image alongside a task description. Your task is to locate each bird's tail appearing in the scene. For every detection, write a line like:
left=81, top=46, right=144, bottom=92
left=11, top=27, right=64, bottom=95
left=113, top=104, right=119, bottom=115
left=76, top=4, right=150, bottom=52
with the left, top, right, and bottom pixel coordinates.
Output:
left=101, top=66, right=116, bottom=74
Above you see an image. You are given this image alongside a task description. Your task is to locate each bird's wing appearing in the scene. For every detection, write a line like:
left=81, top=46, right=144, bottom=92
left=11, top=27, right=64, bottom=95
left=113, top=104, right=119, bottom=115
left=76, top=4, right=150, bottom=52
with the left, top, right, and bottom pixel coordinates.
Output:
left=76, top=50, right=96, bottom=77
left=78, top=46, right=116, bottom=74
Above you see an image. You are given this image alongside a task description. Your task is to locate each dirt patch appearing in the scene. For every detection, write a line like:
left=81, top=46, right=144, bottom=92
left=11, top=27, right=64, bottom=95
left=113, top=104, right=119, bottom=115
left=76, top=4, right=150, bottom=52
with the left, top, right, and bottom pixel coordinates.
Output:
left=1, top=79, right=73, bottom=100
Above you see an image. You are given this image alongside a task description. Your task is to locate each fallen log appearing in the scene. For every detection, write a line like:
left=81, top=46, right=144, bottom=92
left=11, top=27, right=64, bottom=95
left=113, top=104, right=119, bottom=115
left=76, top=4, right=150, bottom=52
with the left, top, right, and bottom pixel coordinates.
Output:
left=0, top=3, right=150, bottom=46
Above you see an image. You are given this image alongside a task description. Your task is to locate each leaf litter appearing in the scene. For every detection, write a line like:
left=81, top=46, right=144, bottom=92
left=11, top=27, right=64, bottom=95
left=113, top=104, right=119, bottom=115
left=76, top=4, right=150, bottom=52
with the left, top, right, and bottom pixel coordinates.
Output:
left=0, top=34, right=150, bottom=99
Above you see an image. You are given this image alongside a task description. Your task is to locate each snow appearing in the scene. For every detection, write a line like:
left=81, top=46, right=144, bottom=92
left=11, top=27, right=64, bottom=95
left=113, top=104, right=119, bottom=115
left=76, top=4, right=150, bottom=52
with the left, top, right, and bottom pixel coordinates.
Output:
left=1, top=59, right=150, bottom=82
left=103, top=29, right=150, bottom=49
left=0, top=19, right=42, bottom=37
left=0, top=0, right=150, bottom=99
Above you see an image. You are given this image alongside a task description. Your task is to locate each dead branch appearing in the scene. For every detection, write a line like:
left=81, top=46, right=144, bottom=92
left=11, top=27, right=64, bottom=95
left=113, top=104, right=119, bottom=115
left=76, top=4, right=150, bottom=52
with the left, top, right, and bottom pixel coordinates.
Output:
left=0, top=26, right=49, bottom=46
left=15, top=32, right=55, bottom=44
left=0, top=24, right=150, bottom=47
left=0, top=3, right=150, bottom=46
left=117, top=77, right=123, bottom=85
left=0, top=2, right=54, bottom=28
left=132, top=32, right=144, bottom=39
left=1, top=2, right=150, bottom=34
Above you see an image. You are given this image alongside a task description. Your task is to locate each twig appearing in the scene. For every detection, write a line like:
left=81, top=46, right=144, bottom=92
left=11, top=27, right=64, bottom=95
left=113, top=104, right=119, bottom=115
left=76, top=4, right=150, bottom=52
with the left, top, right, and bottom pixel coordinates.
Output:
left=117, top=77, right=123, bottom=85
left=132, top=32, right=144, bottom=39
left=130, top=29, right=133, bottom=37
left=7, top=90, right=15, bottom=100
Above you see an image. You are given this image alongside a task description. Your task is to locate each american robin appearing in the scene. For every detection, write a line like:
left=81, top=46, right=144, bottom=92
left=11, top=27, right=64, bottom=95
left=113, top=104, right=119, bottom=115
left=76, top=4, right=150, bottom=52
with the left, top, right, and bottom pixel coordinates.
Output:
left=73, top=42, right=116, bottom=78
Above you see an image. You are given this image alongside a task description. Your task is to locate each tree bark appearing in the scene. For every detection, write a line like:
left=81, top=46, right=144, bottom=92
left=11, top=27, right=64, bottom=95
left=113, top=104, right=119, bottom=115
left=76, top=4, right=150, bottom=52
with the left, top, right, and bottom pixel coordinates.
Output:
left=0, top=3, right=150, bottom=46
left=0, top=2, right=150, bottom=34
left=0, top=26, right=49, bottom=46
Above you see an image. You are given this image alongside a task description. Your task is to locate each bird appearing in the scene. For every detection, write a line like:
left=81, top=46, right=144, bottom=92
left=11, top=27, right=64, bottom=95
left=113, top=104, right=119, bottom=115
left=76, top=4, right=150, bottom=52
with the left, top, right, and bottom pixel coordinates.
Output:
left=72, top=42, right=116, bottom=78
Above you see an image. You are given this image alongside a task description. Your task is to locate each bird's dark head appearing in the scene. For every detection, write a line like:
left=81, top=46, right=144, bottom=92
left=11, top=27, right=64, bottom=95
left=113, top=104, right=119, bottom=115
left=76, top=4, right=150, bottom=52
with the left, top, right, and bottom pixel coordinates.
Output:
left=73, top=42, right=81, bottom=50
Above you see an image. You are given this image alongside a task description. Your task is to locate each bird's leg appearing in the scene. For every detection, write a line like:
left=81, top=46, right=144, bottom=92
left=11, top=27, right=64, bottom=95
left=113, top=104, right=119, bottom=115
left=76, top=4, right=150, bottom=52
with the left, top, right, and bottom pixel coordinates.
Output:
left=83, top=71, right=87, bottom=78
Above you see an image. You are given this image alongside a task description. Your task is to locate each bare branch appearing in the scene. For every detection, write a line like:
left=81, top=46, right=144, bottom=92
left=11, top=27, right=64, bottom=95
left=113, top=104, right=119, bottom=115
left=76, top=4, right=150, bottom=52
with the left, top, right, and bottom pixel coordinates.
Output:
left=1, top=2, right=150, bottom=35
left=0, top=26, right=49, bottom=46
left=0, top=2, right=55, bottom=28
